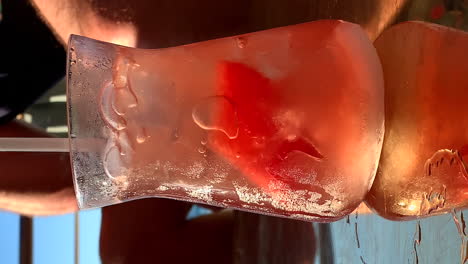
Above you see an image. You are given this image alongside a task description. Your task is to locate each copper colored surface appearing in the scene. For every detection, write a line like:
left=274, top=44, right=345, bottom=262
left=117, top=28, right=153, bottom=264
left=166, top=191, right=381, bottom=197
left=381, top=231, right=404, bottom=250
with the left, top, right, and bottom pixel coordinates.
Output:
left=367, top=22, right=468, bottom=220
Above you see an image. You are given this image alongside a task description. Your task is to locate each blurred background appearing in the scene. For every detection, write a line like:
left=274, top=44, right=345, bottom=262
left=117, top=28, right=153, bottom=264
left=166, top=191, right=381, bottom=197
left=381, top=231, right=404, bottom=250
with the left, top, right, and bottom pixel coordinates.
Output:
left=1, top=0, right=468, bottom=263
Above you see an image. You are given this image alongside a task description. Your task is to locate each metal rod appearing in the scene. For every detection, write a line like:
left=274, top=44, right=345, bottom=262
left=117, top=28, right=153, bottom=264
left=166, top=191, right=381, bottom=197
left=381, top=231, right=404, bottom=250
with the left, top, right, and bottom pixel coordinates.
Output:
left=75, top=212, right=80, bottom=264
left=20, top=216, right=33, bottom=264
left=0, top=138, right=69, bottom=152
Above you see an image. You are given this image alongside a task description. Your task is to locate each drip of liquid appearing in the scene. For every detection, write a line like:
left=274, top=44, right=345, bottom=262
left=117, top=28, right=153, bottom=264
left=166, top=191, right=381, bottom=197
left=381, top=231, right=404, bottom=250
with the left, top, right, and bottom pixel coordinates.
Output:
left=354, top=222, right=360, bottom=249
left=360, top=256, right=367, bottom=264
left=192, top=96, right=239, bottom=139
left=452, top=210, right=468, bottom=263
left=415, top=221, right=422, bottom=245
left=424, top=149, right=468, bottom=180
left=419, top=186, right=447, bottom=215
left=351, top=211, right=366, bottom=263
left=412, top=221, right=421, bottom=264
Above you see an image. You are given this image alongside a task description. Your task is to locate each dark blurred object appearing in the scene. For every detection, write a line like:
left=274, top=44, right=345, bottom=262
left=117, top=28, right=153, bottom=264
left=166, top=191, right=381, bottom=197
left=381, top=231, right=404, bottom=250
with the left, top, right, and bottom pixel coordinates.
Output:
left=403, top=0, right=468, bottom=30
left=0, top=0, right=65, bottom=124
left=234, top=211, right=316, bottom=264
left=0, top=1, right=3, bottom=22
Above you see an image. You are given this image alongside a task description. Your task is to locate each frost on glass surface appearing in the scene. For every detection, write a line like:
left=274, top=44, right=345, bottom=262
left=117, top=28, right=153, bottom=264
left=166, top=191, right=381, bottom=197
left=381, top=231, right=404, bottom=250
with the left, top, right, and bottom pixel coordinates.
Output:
left=67, top=20, right=384, bottom=222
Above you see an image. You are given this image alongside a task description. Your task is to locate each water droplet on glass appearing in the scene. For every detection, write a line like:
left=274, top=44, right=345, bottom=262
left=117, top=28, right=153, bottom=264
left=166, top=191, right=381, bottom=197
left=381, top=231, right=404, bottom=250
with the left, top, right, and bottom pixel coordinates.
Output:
left=236, top=37, right=247, bottom=49
left=171, top=128, right=180, bottom=141
left=103, top=144, right=124, bottom=179
left=136, top=128, right=148, bottom=144
left=112, top=86, right=138, bottom=116
left=200, top=138, right=207, bottom=145
left=114, top=75, right=128, bottom=89
left=192, top=96, right=239, bottom=139
left=100, top=82, right=127, bottom=131
left=113, top=56, right=130, bottom=89
left=235, top=153, right=241, bottom=159
left=70, top=59, right=76, bottom=65
left=198, top=146, right=207, bottom=154
left=136, top=135, right=146, bottom=144
left=115, top=131, right=135, bottom=157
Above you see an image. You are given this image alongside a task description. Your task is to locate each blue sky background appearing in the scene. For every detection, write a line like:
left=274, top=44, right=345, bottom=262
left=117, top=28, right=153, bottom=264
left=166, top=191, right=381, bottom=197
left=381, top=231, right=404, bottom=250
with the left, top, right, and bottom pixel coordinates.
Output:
left=0, top=209, right=101, bottom=264
left=0, top=211, right=19, bottom=263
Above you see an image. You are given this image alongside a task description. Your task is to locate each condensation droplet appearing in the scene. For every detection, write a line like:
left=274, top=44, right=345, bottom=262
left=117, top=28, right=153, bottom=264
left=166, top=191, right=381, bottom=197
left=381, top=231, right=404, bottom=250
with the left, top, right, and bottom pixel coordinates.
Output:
left=192, top=96, right=239, bottom=139
left=198, top=146, right=207, bottom=154
left=116, top=132, right=130, bottom=156
left=103, top=144, right=123, bottom=179
left=113, top=56, right=130, bottom=89
left=235, top=153, right=241, bottom=159
left=171, top=128, right=180, bottom=141
left=200, top=138, right=207, bottom=145
left=136, top=128, right=148, bottom=144
left=112, top=87, right=138, bottom=116
left=136, top=135, right=146, bottom=144
left=100, top=82, right=127, bottom=131
left=236, top=37, right=247, bottom=49
left=114, top=75, right=127, bottom=89
left=110, top=55, right=139, bottom=115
